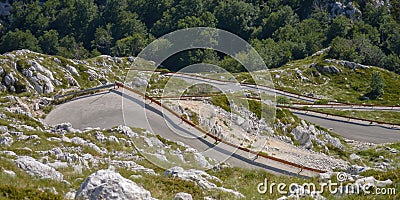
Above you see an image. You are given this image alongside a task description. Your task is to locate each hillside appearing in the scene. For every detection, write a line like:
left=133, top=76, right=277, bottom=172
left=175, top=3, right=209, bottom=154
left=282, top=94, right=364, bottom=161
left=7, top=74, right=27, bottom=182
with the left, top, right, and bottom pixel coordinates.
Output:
left=269, top=52, right=400, bottom=105
left=0, top=0, right=400, bottom=199
left=0, top=51, right=399, bottom=199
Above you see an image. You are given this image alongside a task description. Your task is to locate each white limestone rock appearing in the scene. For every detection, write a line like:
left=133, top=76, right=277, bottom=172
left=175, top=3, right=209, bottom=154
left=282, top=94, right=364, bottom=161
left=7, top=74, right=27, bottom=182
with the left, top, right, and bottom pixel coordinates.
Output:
left=75, top=168, right=156, bottom=200
left=174, top=192, right=193, bottom=200
left=15, top=156, right=63, bottom=181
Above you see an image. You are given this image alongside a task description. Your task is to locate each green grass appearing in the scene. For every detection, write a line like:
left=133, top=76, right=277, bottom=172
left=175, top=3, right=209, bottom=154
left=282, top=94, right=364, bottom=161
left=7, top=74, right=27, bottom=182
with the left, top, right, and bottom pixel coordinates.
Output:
left=41, top=105, right=53, bottom=114
left=308, top=108, right=400, bottom=125
left=3, top=111, right=43, bottom=129
left=210, top=95, right=231, bottom=113
left=155, top=135, right=187, bottom=151
left=269, top=54, right=400, bottom=106
left=0, top=158, right=66, bottom=199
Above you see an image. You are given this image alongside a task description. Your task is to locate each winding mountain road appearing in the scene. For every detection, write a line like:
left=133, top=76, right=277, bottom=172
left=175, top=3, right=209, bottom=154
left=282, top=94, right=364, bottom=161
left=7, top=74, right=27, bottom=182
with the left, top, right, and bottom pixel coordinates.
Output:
left=45, top=88, right=317, bottom=177
left=165, top=73, right=400, bottom=143
left=45, top=72, right=400, bottom=177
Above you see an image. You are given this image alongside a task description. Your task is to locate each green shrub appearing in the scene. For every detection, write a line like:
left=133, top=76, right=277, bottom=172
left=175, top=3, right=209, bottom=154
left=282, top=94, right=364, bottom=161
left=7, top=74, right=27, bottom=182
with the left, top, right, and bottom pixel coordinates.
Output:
left=314, top=99, right=329, bottom=104
left=210, top=96, right=231, bottom=112
left=277, top=96, right=290, bottom=104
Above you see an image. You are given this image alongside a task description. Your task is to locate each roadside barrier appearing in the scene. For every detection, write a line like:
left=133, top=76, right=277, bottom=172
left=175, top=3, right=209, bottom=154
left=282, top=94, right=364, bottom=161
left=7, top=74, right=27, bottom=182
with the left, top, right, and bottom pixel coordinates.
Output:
left=280, top=106, right=400, bottom=128
left=53, top=83, right=116, bottom=100
left=115, top=81, right=326, bottom=174
left=127, top=68, right=400, bottom=108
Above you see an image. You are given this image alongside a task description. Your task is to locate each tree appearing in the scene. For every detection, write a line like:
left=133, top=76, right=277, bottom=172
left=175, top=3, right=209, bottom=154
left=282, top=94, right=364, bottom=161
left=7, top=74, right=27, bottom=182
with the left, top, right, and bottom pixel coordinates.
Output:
left=386, top=54, right=400, bottom=74
left=390, top=0, right=400, bottom=23
left=57, top=35, right=89, bottom=59
left=0, top=29, right=41, bottom=53
left=111, top=34, right=148, bottom=56
left=112, top=11, right=147, bottom=40
left=39, top=30, right=59, bottom=55
left=329, top=37, right=361, bottom=63
left=327, top=15, right=352, bottom=42
left=92, top=24, right=113, bottom=54
left=177, top=12, right=217, bottom=29
left=370, top=71, right=385, bottom=98
left=10, top=0, right=49, bottom=35
left=214, top=0, right=259, bottom=39
left=256, top=5, right=299, bottom=39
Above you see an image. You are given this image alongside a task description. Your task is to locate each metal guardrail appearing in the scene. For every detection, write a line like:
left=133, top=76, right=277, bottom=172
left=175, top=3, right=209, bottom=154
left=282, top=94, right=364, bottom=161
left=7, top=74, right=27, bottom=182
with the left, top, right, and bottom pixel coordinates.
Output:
left=281, top=106, right=400, bottom=127
left=53, top=83, right=116, bottom=100
left=127, top=68, right=400, bottom=108
left=115, top=81, right=326, bottom=174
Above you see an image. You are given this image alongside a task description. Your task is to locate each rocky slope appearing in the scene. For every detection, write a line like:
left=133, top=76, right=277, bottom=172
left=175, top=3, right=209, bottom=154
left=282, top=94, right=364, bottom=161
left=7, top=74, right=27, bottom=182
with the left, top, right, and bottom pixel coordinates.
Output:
left=0, top=50, right=399, bottom=199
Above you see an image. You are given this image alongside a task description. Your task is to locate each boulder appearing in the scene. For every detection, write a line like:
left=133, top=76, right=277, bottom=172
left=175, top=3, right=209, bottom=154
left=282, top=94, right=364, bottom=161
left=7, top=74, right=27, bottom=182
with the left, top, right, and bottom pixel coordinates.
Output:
left=31, top=61, right=54, bottom=80
left=128, top=57, right=136, bottom=62
left=66, top=64, right=79, bottom=76
left=66, top=75, right=80, bottom=87
left=325, top=134, right=344, bottom=150
left=53, top=57, right=61, bottom=64
left=2, top=169, right=16, bottom=177
left=132, top=77, right=148, bottom=87
left=0, top=136, right=13, bottom=146
left=85, top=69, right=98, bottom=81
left=165, top=167, right=244, bottom=198
left=4, top=74, right=15, bottom=86
left=75, top=168, right=155, bottom=200
left=53, top=123, right=77, bottom=133
left=234, top=116, right=245, bottom=126
left=164, top=166, right=219, bottom=190
left=385, top=147, right=398, bottom=154
left=15, top=156, right=63, bottom=181
left=350, top=153, right=361, bottom=160
left=355, top=176, right=393, bottom=188
left=114, top=125, right=138, bottom=138
left=174, top=192, right=193, bottom=200
left=346, top=165, right=370, bottom=175
left=291, top=126, right=313, bottom=149
left=36, top=73, right=55, bottom=93
left=315, top=65, right=341, bottom=74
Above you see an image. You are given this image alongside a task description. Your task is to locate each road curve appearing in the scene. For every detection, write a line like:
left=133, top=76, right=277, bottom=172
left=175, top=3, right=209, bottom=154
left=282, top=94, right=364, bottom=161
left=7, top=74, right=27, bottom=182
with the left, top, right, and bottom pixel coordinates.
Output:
left=45, top=88, right=317, bottom=177
left=290, top=110, right=400, bottom=143
left=166, top=73, right=400, bottom=143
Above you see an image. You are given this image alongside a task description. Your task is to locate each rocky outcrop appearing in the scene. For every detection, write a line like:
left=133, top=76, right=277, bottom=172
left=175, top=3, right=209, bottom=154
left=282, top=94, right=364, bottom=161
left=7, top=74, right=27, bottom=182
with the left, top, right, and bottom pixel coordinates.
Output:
left=66, top=65, right=79, bottom=76
left=0, top=136, right=13, bottom=146
left=15, top=156, right=64, bottom=181
left=75, top=168, right=156, bottom=200
left=313, top=1, right=362, bottom=20
left=131, top=77, right=148, bottom=87
left=113, top=125, right=138, bottom=138
left=291, top=126, right=313, bottom=149
left=330, top=2, right=361, bottom=19
left=314, top=65, right=341, bottom=74
left=165, top=166, right=244, bottom=198
left=52, top=123, right=78, bottom=133
left=174, top=192, right=193, bottom=200
left=324, top=59, right=369, bottom=70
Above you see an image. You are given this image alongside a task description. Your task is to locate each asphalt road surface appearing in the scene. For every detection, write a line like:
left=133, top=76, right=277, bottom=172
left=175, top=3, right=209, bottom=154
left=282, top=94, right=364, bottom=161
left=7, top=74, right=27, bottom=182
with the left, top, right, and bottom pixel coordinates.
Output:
left=45, top=88, right=315, bottom=177
left=290, top=110, right=400, bottom=144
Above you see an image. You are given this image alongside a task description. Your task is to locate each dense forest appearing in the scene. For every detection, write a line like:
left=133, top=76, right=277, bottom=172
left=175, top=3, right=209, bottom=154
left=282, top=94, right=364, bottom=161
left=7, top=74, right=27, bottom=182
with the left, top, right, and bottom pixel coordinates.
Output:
left=0, top=0, right=399, bottom=73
